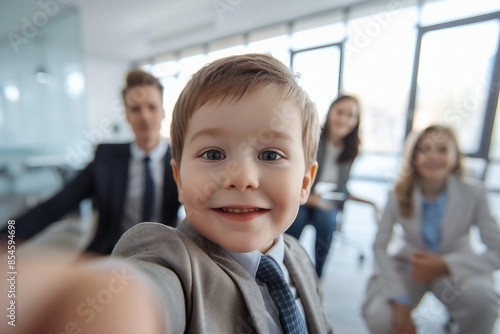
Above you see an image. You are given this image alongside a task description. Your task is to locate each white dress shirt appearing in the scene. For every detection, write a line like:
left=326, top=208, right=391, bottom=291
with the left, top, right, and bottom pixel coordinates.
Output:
left=316, top=142, right=342, bottom=187
left=121, top=139, right=168, bottom=233
left=224, top=235, right=307, bottom=334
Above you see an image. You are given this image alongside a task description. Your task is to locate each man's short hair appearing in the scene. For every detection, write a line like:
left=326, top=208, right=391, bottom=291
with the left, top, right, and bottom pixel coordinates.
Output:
left=170, top=53, right=319, bottom=169
left=121, top=69, right=164, bottom=104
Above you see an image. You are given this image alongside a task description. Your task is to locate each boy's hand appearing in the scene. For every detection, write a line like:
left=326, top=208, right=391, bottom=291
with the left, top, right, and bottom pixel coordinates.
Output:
left=409, top=252, right=450, bottom=284
left=0, top=247, right=164, bottom=334
left=392, top=303, right=416, bottom=334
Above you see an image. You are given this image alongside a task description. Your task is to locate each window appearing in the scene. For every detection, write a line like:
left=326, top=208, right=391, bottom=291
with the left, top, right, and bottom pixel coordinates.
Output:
left=490, top=95, right=500, bottom=161
left=177, top=53, right=207, bottom=89
left=144, top=0, right=500, bottom=171
left=159, top=75, right=182, bottom=138
left=206, top=44, right=247, bottom=63
left=248, top=34, right=291, bottom=66
left=343, top=5, right=418, bottom=153
left=412, top=20, right=500, bottom=154
left=291, top=23, right=345, bottom=51
left=420, top=0, right=500, bottom=26
left=291, top=46, right=341, bottom=121
left=485, top=95, right=500, bottom=189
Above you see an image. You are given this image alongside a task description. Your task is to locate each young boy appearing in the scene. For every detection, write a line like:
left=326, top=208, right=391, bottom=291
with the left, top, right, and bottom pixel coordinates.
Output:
left=113, top=53, right=332, bottom=333
left=1, top=54, right=332, bottom=334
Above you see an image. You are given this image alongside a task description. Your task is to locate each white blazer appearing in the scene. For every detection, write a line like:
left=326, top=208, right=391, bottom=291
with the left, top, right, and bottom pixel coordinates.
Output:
left=373, top=175, right=500, bottom=299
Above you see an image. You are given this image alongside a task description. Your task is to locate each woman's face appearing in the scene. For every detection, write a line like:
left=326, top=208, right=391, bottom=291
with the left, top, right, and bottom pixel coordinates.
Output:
left=327, top=99, right=359, bottom=140
left=413, top=130, right=458, bottom=182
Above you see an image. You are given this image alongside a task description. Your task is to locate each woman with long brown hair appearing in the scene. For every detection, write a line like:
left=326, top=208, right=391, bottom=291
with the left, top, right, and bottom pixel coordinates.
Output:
left=286, top=95, right=378, bottom=278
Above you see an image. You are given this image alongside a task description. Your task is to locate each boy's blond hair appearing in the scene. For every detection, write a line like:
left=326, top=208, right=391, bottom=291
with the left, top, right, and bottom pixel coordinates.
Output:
left=170, top=53, right=319, bottom=169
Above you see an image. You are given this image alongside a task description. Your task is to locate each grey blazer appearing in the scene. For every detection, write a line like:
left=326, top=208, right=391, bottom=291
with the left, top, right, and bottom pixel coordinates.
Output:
left=372, top=175, right=500, bottom=299
left=112, top=220, right=334, bottom=334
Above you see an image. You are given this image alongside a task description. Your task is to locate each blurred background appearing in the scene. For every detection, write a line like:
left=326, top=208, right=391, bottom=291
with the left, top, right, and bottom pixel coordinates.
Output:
left=0, top=0, right=499, bottom=332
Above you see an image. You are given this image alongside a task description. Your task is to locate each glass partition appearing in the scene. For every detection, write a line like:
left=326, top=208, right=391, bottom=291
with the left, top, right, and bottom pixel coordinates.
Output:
left=0, top=8, right=85, bottom=155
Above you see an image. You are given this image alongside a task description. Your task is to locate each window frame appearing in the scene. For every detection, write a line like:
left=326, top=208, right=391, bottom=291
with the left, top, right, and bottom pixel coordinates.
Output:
left=290, top=41, right=345, bottom=96
left=406, top=11, right=500, bottom=160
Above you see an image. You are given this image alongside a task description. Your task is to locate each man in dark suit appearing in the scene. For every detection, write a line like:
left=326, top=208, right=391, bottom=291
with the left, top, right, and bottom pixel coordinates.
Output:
left=2, top=70, right=181, bottom=254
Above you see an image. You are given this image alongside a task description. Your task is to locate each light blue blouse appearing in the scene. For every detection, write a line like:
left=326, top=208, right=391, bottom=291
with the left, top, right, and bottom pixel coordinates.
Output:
left=421, top=191, right=448, bottom=253
left=392, top=190, right=448, bottom=305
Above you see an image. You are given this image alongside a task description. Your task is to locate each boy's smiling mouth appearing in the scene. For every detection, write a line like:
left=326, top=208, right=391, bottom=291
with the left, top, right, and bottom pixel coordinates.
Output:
left=212, top=206, right=270, bottom=221
left=219, top=208, right=264, bottom=213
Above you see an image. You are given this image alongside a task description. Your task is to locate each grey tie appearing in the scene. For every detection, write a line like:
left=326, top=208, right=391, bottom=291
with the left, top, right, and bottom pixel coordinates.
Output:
left=256, top=255, right=308, bottom=334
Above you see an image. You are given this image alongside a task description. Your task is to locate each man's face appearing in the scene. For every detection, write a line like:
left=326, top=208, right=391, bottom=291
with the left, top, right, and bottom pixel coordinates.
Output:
left=172, top=87, right=316, bottom=254
left=125, top=86, right=164, bottom=146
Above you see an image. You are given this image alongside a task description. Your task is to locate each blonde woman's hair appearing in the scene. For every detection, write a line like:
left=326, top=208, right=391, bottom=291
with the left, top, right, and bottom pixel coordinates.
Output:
left=170, top=53, right=320, bottom=169
left=395, top=125, right=463, bottom=217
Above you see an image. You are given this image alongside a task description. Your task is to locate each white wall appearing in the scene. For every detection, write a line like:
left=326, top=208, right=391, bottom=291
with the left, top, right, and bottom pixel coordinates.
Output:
left=83, top=55, right=132, bottom=142
left=60, top=54, right=133, bottom=167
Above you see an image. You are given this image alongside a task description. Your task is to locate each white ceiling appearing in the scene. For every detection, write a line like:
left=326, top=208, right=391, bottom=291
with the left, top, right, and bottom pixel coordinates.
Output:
left=1, top=0, right=367, bottom=62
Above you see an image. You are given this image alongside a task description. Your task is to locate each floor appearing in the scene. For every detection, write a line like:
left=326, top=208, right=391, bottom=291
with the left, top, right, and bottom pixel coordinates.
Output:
left=297, top=180, right=500, bottom=334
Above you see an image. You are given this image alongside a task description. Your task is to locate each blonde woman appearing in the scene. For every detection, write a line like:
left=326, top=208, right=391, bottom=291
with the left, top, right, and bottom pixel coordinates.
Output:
left=362, top=125, right=500, bottom=334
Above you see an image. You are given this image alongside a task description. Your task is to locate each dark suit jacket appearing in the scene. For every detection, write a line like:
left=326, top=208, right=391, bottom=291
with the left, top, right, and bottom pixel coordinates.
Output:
left=113, top=220, right=334, bottom=333
left=3, top=143, right=180, bottom=254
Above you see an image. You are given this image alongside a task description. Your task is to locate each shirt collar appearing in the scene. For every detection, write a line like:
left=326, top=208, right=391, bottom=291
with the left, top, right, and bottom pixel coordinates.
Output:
left=223, top=235, right=286, bottom=279
left=130, top=138, right=168, bottom=161
left=423, top=189, right=448, bottom=207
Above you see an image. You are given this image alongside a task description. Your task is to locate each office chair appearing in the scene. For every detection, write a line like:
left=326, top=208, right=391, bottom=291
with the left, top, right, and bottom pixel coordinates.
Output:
left=333, top=201, right=366, bottom=263
left=319, top=185, right=366, bottom=264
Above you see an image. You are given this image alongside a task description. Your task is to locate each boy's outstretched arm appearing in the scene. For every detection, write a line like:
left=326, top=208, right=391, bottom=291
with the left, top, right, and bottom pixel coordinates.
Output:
left=0, top=247, right=184, bottom=334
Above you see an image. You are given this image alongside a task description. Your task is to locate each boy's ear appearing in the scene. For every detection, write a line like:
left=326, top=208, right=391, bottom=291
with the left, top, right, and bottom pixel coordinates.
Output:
left=300, top=161, right=318, bottom=205
left=170, top=159, right=184, bottom=204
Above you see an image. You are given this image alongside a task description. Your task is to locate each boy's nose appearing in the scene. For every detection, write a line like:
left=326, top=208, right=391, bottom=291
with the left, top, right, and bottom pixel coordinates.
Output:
left=225, top=160, right=259, bottom=191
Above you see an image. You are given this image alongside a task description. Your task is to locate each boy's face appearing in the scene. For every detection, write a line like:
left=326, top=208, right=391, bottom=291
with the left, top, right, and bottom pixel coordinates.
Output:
left=172, top=86, right=316, bottom=254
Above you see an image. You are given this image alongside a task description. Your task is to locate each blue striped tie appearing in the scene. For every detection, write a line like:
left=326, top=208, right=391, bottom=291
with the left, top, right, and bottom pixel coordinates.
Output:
left=142, top=156, right=154, bottom=221
left=256, top=255, right=307, bottom=334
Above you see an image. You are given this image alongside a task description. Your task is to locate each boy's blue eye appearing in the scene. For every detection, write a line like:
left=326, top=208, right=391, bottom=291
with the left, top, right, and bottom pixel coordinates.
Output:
left=259, top=150, right=282, bottom=161
left=201, top=149, right=226, bottom=160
